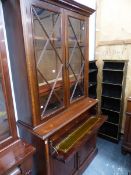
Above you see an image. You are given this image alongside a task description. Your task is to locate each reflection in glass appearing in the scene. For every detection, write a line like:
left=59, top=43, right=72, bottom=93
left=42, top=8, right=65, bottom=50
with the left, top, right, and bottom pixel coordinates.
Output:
left=32, top=6, right=64, bottom=117
left=0, top=74, right=10, bottom=142
left=68, top=17, right=85, bottom=102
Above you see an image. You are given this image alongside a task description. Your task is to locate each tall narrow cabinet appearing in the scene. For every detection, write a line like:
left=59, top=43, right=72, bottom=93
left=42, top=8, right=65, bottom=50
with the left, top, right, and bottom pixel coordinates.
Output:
left=2, top=1, right=106, bottom=174
left=99, top=60, right=128, bottom=142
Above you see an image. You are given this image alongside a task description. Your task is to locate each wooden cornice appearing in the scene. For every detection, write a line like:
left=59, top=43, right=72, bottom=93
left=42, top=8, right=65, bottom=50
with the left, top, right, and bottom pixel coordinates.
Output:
left=41, top=0, right=95, bottom=16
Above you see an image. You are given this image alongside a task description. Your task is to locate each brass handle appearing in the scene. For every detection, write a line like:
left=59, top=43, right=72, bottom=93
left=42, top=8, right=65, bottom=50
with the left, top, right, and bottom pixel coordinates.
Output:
left=50, top=141, right=58, bottom=156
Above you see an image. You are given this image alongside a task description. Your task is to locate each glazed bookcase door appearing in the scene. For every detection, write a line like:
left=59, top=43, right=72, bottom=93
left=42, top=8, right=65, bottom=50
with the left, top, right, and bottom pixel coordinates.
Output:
left=31, top=3, right=65, bottom=119
left=0, top=64, right=10, bottom=142
left=66, top=11, right=89, bottom=103
left=0, top=4, right=17, bottom=149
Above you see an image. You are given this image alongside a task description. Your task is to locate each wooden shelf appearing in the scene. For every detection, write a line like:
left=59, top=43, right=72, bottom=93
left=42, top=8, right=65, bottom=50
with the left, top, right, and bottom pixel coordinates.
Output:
left=34, top=36, right=85, bottom=48
left=99, top=121, right=119, bottom=141
left=102, top=82, right=122, bottom=86
left=105, top=120, right=119, bottom=126
left=39, top=78, right=83, bottom=96
left=101, top=108, right=120, bottom=125
left=103, top=69, right=123, bottom=72
left=102, top=95, right=121, bottom=100
left=101, top=107, right=120, bottom=114
left=39, top=80, right=63, bottom=96
left=34, top=36, right=60, bottom=41
left=99, top=132, right=119, bottom=143
left=89, top=69, right=97, bottom=73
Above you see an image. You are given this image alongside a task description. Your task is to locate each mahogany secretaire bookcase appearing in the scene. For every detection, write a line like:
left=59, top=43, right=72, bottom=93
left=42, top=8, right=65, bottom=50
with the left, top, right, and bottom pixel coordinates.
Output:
left=2, top=0, right=106, bottom=174
left=0, top=1, right=35, bottom=174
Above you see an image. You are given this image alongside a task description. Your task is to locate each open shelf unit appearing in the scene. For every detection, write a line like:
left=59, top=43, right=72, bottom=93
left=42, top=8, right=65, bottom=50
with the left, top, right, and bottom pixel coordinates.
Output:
left=89, top=60, right=98, bottom=99
left=99, top=60, right=128, bottom=142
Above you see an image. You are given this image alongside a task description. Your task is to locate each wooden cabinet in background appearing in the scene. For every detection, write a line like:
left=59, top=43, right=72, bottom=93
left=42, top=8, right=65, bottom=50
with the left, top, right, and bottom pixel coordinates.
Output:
left=2, top=0, right=106, bottom=174
left=122, top=97, right=131, bottom=154
left=0, top=2, right=35, bottom=174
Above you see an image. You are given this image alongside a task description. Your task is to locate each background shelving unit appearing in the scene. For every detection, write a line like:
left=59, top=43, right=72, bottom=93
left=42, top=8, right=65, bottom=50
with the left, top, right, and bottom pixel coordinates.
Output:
left=89, top=60, right=98, bottom=99
left=99, top=60, right=128, bottom=142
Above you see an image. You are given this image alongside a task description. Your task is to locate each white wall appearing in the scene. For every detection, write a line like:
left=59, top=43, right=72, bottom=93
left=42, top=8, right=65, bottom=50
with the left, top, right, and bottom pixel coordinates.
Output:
left=96, top=0, right=131, bottom=132
left=75, top=0, right=96, bottom=60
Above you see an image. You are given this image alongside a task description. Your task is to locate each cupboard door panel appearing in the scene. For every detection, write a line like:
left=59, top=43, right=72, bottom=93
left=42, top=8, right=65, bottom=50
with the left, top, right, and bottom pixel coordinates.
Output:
left=78, top=135, right=96, bottom=166
left=52, top=154, right=77, bottom=175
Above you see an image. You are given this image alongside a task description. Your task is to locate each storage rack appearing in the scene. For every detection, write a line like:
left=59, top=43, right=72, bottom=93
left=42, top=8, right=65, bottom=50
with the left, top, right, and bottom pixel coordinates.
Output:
left=99, top=60, right=128, bottom=142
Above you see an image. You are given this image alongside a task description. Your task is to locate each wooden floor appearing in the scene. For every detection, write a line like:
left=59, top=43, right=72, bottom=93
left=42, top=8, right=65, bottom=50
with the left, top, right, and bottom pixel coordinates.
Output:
left=83, top=137, right=131, bottom=175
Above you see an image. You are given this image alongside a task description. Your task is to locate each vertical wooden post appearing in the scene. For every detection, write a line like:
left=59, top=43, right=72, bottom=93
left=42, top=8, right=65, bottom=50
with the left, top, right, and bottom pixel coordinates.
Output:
left=45, top=139, right=51, bottom=175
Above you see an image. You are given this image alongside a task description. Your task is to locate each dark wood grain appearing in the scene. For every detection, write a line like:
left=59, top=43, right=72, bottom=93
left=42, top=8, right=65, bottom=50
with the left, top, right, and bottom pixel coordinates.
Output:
left=0, top=140, right=35, bottom=175
left=43, top=0, right=95, bottom=17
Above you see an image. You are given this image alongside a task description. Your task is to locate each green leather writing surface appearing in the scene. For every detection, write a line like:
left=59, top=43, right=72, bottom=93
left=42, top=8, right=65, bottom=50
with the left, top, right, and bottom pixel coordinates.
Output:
left=55, top=116, right=101, bottom=153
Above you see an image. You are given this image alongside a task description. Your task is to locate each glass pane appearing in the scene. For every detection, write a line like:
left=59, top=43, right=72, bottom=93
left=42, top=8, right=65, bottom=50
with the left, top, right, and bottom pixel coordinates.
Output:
left=0, top=73, right=10, bottom=142
left=32, top=6, right=64, bottom=118
left=68, top=16, right=85, bottom=102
